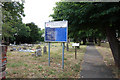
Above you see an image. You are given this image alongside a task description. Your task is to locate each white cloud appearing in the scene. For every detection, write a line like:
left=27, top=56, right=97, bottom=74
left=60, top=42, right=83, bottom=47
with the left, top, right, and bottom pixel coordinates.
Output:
left=22, top=0, right=61, bottom=29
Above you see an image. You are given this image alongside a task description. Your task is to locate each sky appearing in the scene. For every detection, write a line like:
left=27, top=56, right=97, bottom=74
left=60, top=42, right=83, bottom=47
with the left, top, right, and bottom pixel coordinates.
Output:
left=22, top=0, right=61, bottom=29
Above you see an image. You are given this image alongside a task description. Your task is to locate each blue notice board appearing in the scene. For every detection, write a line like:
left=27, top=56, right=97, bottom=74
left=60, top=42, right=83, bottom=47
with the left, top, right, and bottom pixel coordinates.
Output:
left=45, top=21, right=68, bottom=42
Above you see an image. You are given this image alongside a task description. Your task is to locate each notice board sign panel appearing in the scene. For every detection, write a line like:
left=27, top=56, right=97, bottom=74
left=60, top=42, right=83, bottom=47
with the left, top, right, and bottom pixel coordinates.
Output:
left=72, top=43, right=79, bottom=46
left=45, top=21, right=68, bottom=42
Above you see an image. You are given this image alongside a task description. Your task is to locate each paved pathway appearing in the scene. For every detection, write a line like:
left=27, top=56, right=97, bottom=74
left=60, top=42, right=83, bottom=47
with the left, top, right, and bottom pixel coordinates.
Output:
left=80, top=45, right=114, bottom=78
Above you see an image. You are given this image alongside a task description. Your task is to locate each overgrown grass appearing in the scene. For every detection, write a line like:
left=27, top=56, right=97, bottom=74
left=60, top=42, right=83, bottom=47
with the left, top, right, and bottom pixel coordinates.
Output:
left=6, top=42, right=86, bottom=78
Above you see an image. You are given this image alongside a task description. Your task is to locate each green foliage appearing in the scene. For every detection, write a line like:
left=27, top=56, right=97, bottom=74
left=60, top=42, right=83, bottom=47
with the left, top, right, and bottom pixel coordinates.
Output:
left=26, top=22, right=44, bottom=43
left=50, top=2, right=120, bottom=42
left=2, top=2, right=25, bottom=43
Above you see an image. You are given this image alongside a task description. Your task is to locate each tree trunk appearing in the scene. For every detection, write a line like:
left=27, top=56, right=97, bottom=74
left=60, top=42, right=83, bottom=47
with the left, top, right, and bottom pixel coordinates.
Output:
left=61, top=43, right=62, bottom=46
left=83, top=37, right=86, bottom=45
left=66, top=42, right=69, bottom=51
left=106, top=27, right=120, bottom=68
left=94, top=37, right=97, bottom=44
left=98, top=38, right=101, bottom=46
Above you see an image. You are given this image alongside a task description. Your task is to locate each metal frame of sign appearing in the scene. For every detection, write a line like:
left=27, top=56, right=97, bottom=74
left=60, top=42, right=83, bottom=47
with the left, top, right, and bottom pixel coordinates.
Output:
left=44, top=21, right=68, bottom=42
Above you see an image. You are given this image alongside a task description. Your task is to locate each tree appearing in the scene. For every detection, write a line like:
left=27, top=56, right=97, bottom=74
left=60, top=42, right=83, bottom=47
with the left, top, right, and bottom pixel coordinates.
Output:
left=38, top=29, right=44, bottom=41
left=51, top=2, right=120, bottom=67
left=15, top=22, right=31, bottom=44
left=26, top=22, right=43, bottom=43
left=2, top=2, right=25, bottom=44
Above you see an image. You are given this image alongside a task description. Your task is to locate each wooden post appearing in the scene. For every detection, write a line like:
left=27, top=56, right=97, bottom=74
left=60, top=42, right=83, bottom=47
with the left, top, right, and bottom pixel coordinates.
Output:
left=75, top=46, right=77, bottom=59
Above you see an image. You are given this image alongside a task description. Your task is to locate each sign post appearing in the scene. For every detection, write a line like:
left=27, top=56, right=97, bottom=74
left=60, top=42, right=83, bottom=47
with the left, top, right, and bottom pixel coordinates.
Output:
left=45, top=21, right=68, bottom=69
left=72, top=43, right=79, bottom=59
left=62, top=42, right=64, bottom=69
left=75, top=46, right=77, bottom=59
left=48, top=42, right=50, bottom=66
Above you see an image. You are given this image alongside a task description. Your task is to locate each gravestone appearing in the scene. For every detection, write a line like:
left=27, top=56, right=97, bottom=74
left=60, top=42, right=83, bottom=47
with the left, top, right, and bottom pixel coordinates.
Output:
left=36, top=49, right=42, bottom=56
left=17, top=47, right=21, bottom=51
left=32, top=44, right=34, bottom=47
left=23, top=47, right=27, bottom=50
left=36, top=45, right=41, bottom=49
left=12, top=48, right=16, bottom=51
left=43, top=46, right=47, bottom=54
left=31, top=53, right=35, bottom=56
left=35, top=45, right=42, bottom=56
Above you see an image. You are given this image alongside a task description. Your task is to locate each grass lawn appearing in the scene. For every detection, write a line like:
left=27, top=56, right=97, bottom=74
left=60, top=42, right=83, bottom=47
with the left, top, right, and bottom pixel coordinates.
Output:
left=95, top=42, right=120, bottom=78
left=6, top=42, right=86, bottom=78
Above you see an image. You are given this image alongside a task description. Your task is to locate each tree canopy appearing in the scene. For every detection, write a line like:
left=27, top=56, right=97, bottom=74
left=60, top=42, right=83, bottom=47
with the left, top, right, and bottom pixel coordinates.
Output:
left=50, top=2, right=119, bottom=39
left=26, top=22, right=44, bottom=43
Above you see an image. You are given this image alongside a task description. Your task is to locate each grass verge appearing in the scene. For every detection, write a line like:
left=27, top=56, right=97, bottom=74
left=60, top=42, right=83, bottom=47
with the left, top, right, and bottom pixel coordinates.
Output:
left=95, top=43, right=120, bottom=78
